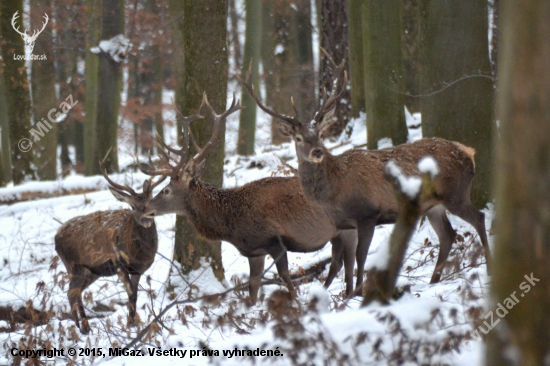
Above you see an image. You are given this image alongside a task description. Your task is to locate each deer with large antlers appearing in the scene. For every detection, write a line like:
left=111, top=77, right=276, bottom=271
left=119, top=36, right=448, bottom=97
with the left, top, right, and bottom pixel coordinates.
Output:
left=54, top=152, right=166, bottom=334
left=11, top=11, right=49, bottom=53
left=141, top=94, right=357, bottom=304
left=239, top=52, right=491, bottom=296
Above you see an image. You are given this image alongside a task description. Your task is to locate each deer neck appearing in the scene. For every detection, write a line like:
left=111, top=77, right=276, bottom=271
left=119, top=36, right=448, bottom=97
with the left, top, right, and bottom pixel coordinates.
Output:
left=298, top=151, right=343, bottom=204
left=185, top=179, right=234, bottom=241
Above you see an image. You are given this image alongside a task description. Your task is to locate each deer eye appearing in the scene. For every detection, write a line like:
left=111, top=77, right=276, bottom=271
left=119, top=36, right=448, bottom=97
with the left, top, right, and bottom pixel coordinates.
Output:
left=163, top=188, right=171, bottom=196
left=295, top=135, right=303, bottom=143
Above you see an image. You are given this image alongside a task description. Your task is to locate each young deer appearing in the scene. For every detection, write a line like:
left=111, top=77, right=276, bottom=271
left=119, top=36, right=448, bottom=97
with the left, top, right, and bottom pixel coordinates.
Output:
left=55, top=154, right=166, bottom=334
left=240, top=55, right=490, bottom=295
left=141, top=94, right=357, bottom=304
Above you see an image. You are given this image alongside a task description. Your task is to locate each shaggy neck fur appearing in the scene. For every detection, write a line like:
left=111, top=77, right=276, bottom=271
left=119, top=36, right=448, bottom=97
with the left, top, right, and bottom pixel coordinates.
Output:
left=298, top=149, right=344, bottom=203
left=183, top=179, right=238, bottom=241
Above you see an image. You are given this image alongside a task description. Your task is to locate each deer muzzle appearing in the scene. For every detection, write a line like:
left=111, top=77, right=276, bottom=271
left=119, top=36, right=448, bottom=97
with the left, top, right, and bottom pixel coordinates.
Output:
left=310, top=148, right=324, bottom=163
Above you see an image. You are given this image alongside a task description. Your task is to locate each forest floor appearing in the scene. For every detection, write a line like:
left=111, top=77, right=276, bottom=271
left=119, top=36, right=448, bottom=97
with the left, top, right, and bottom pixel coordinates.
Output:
left=0, top=101, right=493, bottom=365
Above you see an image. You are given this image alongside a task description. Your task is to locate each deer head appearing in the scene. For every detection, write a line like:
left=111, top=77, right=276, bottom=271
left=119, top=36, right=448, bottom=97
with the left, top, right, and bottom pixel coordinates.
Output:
left=238, top=49, right=348, bottom=165
left=99, top=149, right=166, bottom=228
left=140, top=94, right=242, bottom=218
left=11, top=11, right=49, bottom=53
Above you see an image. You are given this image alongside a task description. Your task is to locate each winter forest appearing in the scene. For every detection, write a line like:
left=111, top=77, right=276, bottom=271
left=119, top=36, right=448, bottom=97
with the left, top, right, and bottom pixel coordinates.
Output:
left=0, top=0, right=549, bottom=364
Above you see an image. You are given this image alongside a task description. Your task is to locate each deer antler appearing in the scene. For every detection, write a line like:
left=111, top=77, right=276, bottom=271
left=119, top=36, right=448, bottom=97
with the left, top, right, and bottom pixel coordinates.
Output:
left=99, top=147, right=137, bottom=195
left=237, top=60, right=301, bottom=127
left=11, top=11, right=27, bottom=37
left=31, top=13, right=49, bottom=40
left=149, top=93, right=242, bottom=179
left=193, top=93, right=242, bottom=164
left=314, top=48, right=348, bottom=124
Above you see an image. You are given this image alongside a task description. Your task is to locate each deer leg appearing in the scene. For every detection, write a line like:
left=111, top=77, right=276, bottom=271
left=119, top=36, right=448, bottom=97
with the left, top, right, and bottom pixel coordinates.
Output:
left=247, top=256, right=265, bottom=306
left=355, top=220, right=376, bottom=295
left=447, top=203, right=490, bottom=272
left=325, top=233, right=345, bottom=288
left=68, top=265, right=97, bottom=334
left=427, top=205, right=456, bottom=283
left=116, top=266, right=137, bottom=326
left=326, top=230, right=357, bottom=298
left=128, top=274, right=141, bottom=325
left=266, top=243, right=295, bottom=297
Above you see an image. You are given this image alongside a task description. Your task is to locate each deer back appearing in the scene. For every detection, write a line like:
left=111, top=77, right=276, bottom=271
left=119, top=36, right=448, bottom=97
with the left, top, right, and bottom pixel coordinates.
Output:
left=55, top=209, right=158, bottom=276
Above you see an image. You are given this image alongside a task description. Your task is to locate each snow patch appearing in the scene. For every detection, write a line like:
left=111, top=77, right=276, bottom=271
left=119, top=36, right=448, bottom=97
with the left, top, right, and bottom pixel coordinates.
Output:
left=377, top=137, right=394, bottom=149
left=90, top=34, right=130, bottom=63
left=418, top=156, right=439, bottom=179
left=386, top=160, right=422, bottom=200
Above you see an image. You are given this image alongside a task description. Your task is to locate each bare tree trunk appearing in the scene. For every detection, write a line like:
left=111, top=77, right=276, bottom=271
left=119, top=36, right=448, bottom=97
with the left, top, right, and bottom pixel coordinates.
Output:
left=419, top=0, right=494, bottom=208
left=363, top=172, right=436, bottom=305
left=363, top=0, right=408, bottom=150
left=84, top=0, right=100, bottom=176
left=348, top=0, right=365, bottom=118
left=0, top=0, right=35, bottom=184
left=32, top=0, right=58, bottom=180
left=228, top=0, right=242, bottom=69
left=95, top=0, right=124, bottom=173
left=487, top=0, right=550, bottom=364
left=0, top=57, right=11, bottom=186
left=402, top=0, right=421, bottom=113
left=173, top=0, right=228, bottom=282
left=319, top=0, right=350, bottom=138
left=237, top=0, right=262, bottom=156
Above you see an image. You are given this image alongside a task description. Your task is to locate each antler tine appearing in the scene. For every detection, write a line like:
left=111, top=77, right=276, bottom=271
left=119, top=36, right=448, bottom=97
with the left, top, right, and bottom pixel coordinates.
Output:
left=148, top=174, right=168, bottom=191
left=193, top=93, right=242, bottom=164
left=315, top=49, right=349, bottom=123
left=11, top=11, right=27, bottom=36
left=134, top=153, right=169, bottom=192
left=99, top=147, right=136, bottom=195
left=237, top=59, right=301, bottom=126
left=135, top=151, right=173, bottom=177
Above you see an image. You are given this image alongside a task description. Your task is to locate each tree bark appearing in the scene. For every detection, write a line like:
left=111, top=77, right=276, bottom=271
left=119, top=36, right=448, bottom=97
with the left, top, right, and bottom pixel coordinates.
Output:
left=237, top=0, right=262, bottom=156
left=84, top=0, right=100, bottom=176
left=172, top=0, right=228, bottom=282
left=31, top=0, right=58, bottom=180
left=95, top=0, right=124, bottom=173
left=0, top=0, right=35, bottom=184
left=487, top=0, right=550, bottom=364
left=419, top=0, right=494, bottom=208
left=0, top=57, right=11, bottom=186
left=319, top=0, right=350, bottom=138
left=348, top=0, right=365, bottom=118
left=363, top=0, right=408, bottom=150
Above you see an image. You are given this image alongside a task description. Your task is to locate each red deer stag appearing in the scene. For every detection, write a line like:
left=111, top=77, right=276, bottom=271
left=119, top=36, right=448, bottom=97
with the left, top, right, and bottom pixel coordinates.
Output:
left=239, top=54, right=490, bottom=295
left=141, top=94, right=357, bottom=304
left=55, top=153, right=166, bottom=334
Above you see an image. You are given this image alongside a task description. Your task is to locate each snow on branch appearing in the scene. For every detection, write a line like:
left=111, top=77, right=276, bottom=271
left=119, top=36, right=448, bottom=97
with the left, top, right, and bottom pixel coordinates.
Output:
left=385, top=160, right=422, bottom=200
left=418, top=156, right=439, bottom=179
left=90, top=34, right=130, bottom=63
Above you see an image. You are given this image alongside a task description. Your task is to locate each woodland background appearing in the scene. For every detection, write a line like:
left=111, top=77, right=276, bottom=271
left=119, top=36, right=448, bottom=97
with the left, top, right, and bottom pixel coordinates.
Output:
left=0, top=0, right=548, bottom=364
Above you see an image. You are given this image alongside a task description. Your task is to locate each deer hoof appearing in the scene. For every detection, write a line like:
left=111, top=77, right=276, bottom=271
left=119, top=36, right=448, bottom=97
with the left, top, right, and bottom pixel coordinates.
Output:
left=80, top=319, right=91, bottom=334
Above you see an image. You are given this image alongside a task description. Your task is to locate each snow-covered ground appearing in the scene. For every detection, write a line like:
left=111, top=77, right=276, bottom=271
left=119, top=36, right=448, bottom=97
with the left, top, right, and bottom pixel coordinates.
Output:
left=0, top=102, right=492, bottom=365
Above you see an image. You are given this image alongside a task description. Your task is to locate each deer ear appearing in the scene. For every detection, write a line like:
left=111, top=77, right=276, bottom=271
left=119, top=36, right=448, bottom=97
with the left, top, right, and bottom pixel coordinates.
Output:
left=109, top=187, right=133, bottom=204
left=182, top=159, right=196, bottom=186
left=195, top=159, right=207, bottom=178
left=277, top=120, right=295, bottom=137
left=317, top=106, right=337, bottom=138
left=142, top=179, right=152, bottom=193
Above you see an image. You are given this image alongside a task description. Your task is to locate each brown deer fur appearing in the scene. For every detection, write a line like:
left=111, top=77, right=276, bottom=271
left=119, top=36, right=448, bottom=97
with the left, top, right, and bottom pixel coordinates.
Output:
left=55, top=171, right=163, bottom=334
left=141, top=94, right=357, bottom=303
left=240, top=58, right=490, bottom=296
